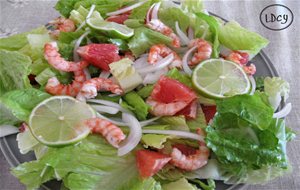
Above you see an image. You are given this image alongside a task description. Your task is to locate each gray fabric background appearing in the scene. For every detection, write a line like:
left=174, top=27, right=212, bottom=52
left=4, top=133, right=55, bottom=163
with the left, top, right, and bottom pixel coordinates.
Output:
left=0, top=0, right=299, bottom=189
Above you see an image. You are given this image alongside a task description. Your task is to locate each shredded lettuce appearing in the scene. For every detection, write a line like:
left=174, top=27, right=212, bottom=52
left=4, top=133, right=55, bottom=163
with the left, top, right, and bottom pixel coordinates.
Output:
left=264, top=77, right=290, bottom=110
left=218, top=21, right=269, bottom=57
left=0, top=88, right=51, bottom=124
left=128, top=27, right=172, bottom=56
left=123, top=91, right=150, bottom=121
left=0, top=50, right=32, bottom=95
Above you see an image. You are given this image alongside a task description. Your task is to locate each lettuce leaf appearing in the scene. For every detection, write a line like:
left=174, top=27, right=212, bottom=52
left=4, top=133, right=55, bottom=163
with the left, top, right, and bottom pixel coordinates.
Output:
left=0, top=50, right=32, bottom=95
left=129, top=0, right=158, bottom=20
left=123, top=91, right=150, bottom=120
left=264, top=77, right=290, bottom=110
left=162, top=178, right=198, bottom=190
left=216, top=93, right=274, bottom=130
left=142, top=134, right=173, bottom=149
left=128, top=27, right=172, bottom=56
left=12, top=135, right=162, bottom=190
left=0, top=26, right=47, bottom=51
left=181, top=0, right=204, bottom=14
left=218, top=21, right=269, bottom=57
left=137, top=85, right=154, bottom=99
left=186, top=106, right=207, bottom=132
left=159, top=116, right=190, bottom=131
left=159, top=7, right=190, bottom=32
left=0, top=88, right=50, bottom=124
left=166, top=68, right=192, bottom=87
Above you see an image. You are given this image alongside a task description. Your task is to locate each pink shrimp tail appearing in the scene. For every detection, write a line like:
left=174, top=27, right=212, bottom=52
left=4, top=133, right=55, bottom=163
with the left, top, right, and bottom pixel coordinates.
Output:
left=85, top=118, right=126, bottom=148
left=188, top=39, right=212, bottom=66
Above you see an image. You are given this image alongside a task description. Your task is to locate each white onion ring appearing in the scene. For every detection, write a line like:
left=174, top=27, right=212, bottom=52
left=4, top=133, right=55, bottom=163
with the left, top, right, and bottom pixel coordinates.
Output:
left=151, top=2, right=161, bottom=20
left=137, top=54, right=174, bottom=74
left=249, top=76, right=256, bottom=95
left=142, top=129, right=204, bottom=142
left=146, top=3, right=156, bottom=23
left=91, top=105, right=119, bottom=114
left=143, top=68, right=168, bottom=85
left=140, top=117, right=161, bottom=127
left=99, top=71, right=110, bottom=78
left=96, top=112, right=127, bottom=126
left=106, top=0, right=147, bottom=16
left=134, top=56, right=148, bottom=69
left=219, top=45, right=232, bottom=57
left=87, top=99, right=132, bottom=114
left=118, top=113, right=142, bottom=156
left=182, top=46, right=197, bottom=76
left=175, top=21, right=190, bottom=46
left=76, top=4, right=96, bottom=32
left=273, top=103, right=292, bottom=118
left=73, top=30, right=90, bottom=61
left=188, top=26, right=194, bottom=40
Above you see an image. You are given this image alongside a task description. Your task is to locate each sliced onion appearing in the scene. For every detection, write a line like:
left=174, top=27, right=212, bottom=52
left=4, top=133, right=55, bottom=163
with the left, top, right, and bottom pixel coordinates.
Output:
left=249, top=76, right=256, bottom=95
left=0, top=125, right=19, bottom=137
left=106, top=0, right=147, bottom=16
left=96, top=113, right=127, bottom=126
left=137, top=54, right=174, bottom=74
left=99, top=71, right=110, bottom=78
left=142, top=129, right=204, bottom=142
left=182, top=46, right=197, bottom=76
left=73, top=30, right=90, bottom=61
left=76, top=4, right=96, bottom=32
left=118, top=113, right=142, bottom=156
left=88, top=99, right=132, bottom=114
left=134, top=56, right=148, bottom=69
left=143, top=68, right=168, bottom=85
left=175, top=21, right=190, bottom=46
left=219, top=45, right=232, bottom=57
left=91, top=105, right=119, bottom=114
left=146, top=3, right=156, bottom=23
left=187, top=26, right=194, bottom=40
left=273, top=103, right=292, bottom=118
left=140, top=117, right=161, bottom=127
left=151, top=2, right=161, bottom=20
left=203, top=9, right=210, bottom=15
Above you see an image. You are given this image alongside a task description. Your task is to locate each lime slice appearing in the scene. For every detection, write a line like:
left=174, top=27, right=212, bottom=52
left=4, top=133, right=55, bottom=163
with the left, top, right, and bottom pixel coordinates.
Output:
left=192, top=59, right=251, bottom=99
left=87, top=18, right=134, bottom=39
left=29, top=96, right=95, bottom=147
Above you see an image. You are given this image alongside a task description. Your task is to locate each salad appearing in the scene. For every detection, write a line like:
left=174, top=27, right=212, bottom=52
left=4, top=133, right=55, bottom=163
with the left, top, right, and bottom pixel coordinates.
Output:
left=0, top=0, right=295, bottom=190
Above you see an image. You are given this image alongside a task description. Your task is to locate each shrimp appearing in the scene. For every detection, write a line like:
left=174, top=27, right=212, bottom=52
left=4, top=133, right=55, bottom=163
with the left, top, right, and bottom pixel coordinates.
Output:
left=146, top=97, right=188, bottom=116
left=122, top=51, right=135, bottom=61
left=170, top=128, right=209, bottom=171
left=45, top=70, right=87, bottom=97
left=44, top=42, right=89, bottom=72
left=146, top=19, right=181, bottom=48
left=48, top=17, right=76, bottom=38
left=84, top=118, right=126, bottom=148
left=148, top=44, right=182, bottom=69
left=188, top=39, right=212, bottom=66
left=225, top=51, right=256, bottom=75
left=76, top=78, right=123, bottom=101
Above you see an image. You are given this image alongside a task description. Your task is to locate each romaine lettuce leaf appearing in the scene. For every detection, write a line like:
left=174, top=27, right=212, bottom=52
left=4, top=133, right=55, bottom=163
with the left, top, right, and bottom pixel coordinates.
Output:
left=216, top=93, right=274, bottom=130
left=0, top=88, right=50, bottom=124
left=129, top=0, right=158, bottom=20
left=159, top=7, right=190, bottom=32
left=137, top=85, right=154, bottom=99
left=128, top=27, right=172, bottom=56
left=186, top=106, right=207, bottom=132
left=181, top=0, right=204, bottom=14
left=0, top=26, right=47, bottom=51
left=123, top=91, right=150, bottom=120
left=218, top=21, right=269, bottom=57
left=264, top=77, right=290, bottom=110
left=162, top=178, right=198, bottom=190
left=0, top=50, right=32, bottom=95
left=12, top=135, right=161, bottom=190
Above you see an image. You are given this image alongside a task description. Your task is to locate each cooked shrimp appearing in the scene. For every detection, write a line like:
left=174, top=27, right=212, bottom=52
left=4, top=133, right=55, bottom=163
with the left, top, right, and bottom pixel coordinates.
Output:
left=146, top=97, right=188, bottom=116
left=146, top=19, right=180, bottom=48
left=122, top=51, right=135, bottom=61
left=76, top=78, right=123, bottom=101
left=45, top=69, right=87, bottom=97
left=226, top=51, right=249, bottom=65
left=48, top=17, right=76, bottom=38
left=188, top=39, right=212, bottom=66
left=225, top=51, right=256, bottom=75
left=170, top=128, right=209, bottom=171
left=148, top=44, right=182, bottom=69
left=84, top=118, right=126, bottom=148
left=44, top=42, right=89, bottom=72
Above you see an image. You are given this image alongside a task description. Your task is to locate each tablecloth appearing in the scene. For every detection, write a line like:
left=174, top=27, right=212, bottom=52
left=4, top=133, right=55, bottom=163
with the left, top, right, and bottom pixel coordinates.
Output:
left=0, top=0, right=299, bottom=189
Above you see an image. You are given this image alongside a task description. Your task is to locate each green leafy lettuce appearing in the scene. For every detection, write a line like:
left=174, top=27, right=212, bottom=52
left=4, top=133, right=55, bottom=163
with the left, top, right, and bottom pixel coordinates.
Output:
left=159, top=7, right=190, bottom=32
left=128, top=27, right=172, bottom=56
left=166, top=68, right=192, bottom=87
left=218, top=21, right=269, bottom=57
left=122, top=91, right=150, bottom=120
left=0, top=50, right=32, bottom=95
left=0, top=88, right=50, bottom=124
left=162, top=178, right=198, bottom=190
left=181, top=0, right=204, bottom=14
left=137, top=85, right=154, bottom=99
left=12, top=135, right=162, bottom=190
